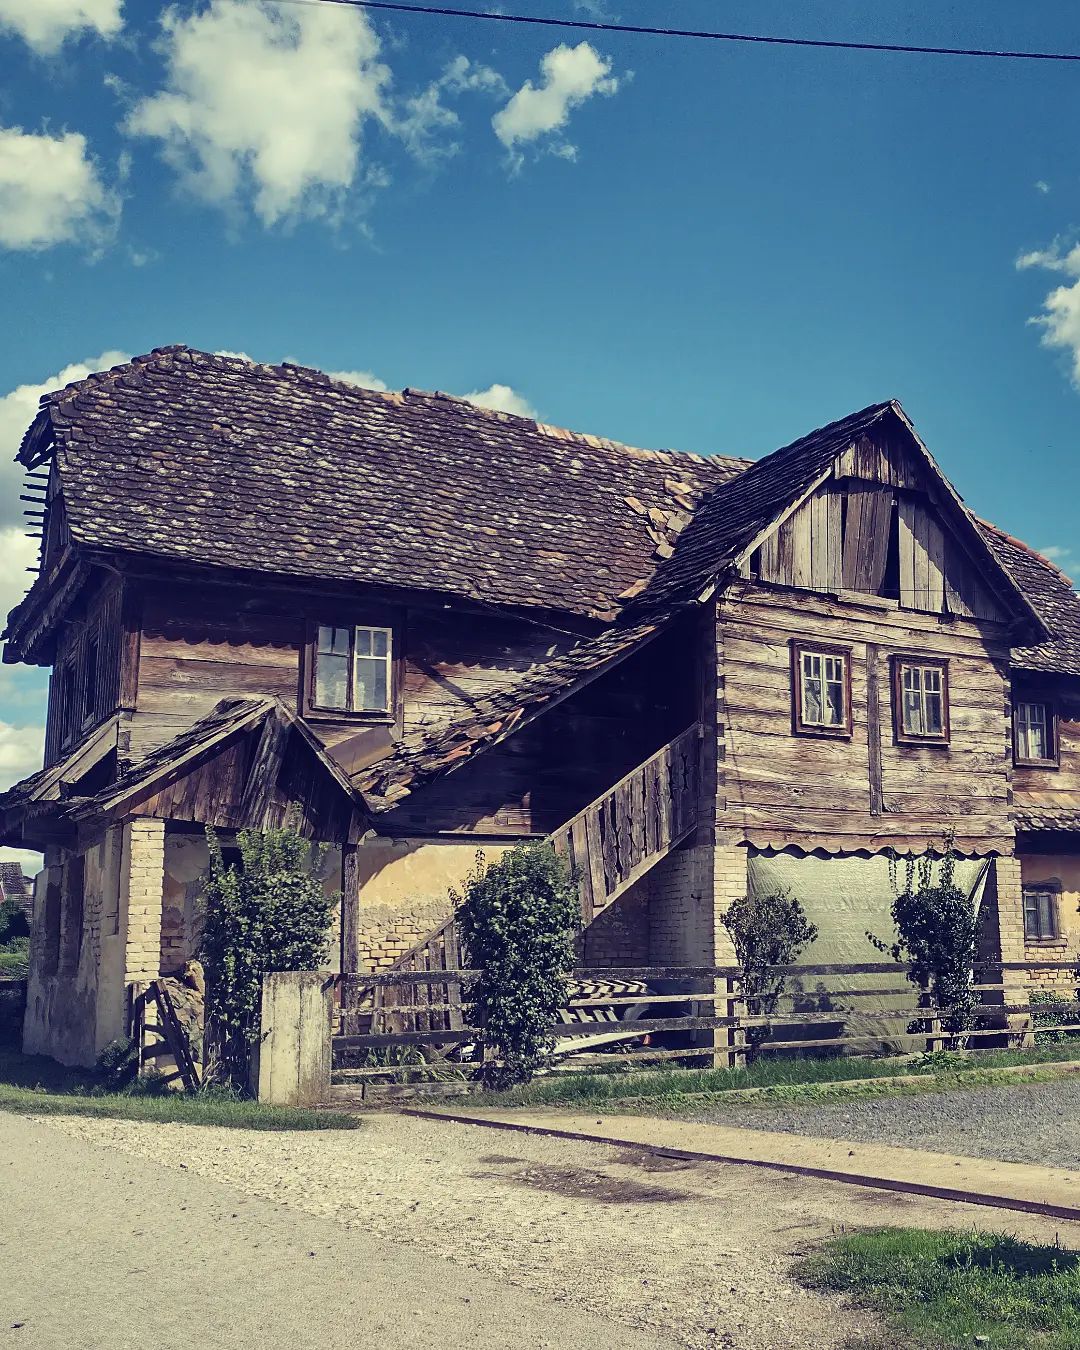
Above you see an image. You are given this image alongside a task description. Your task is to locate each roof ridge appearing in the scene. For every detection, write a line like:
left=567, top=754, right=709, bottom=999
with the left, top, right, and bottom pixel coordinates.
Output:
left=42, top=344, right=751, bottom=474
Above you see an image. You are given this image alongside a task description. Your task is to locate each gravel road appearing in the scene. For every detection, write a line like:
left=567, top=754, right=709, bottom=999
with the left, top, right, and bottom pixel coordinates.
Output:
left=17, top=1106, right=1079, bottom=1350
left=682, top=1078, right=1080, bottom=1169
left=0, top=1111, right=677, bottom=1350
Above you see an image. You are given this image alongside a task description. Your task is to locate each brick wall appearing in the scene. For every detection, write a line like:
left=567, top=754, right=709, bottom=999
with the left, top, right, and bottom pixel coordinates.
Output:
left=580, top=881, right=650, bottom=968
left=123, top=819, right=166, bottom=983
left=357, top=901, right=453, bottom=972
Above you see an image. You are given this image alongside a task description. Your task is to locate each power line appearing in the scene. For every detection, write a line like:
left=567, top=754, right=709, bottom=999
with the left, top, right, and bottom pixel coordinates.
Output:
left=269, top=0, right=1080, bottom=63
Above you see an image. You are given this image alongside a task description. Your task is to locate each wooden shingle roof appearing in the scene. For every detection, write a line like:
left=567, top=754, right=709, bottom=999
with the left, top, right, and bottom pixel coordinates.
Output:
left=980, top=522, right=1080, bottom=678
left=19, top=346, right=746, bottom=623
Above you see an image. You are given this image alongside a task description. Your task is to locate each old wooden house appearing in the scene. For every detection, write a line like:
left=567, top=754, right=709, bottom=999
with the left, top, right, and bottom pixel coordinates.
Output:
left=2, top=347, right=1078, bottom=1065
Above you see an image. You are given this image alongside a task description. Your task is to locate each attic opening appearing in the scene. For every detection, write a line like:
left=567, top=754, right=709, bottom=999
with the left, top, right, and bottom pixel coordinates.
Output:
left=749, top=486, right=997, bottom=618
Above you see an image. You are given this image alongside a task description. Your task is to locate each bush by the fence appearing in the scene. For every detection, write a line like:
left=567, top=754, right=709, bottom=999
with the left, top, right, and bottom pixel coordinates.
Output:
left=723, top=887, right=817, bottom=1061
left=868, top=842, right=980, bottom=1039
left=454, top=844, right=579, bottom=1089
left=200, top=820, right=338, bottom=1088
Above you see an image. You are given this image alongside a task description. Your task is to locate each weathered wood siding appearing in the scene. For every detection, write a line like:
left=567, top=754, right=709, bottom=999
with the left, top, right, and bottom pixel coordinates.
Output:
left=1012, top=677, right=1080, bottom=817
left=715, top=581, right=1014, bottom=854
left=43, top=574, right=127, bottom=767
left=749, top=428, right=1002, bottom=620
left=382, top=624, right=698, bottom=836
left=125, top=584, right=574, bottom=765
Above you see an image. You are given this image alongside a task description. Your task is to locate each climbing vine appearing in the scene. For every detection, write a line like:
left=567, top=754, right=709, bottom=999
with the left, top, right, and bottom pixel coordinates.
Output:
left=453, top=843, right=580, bottom=1089
left=868, top=837, right=980, bottom=1041
left=723, top=887, right=818, bottom=1061
left=200, top=819, right=338, bottom=1087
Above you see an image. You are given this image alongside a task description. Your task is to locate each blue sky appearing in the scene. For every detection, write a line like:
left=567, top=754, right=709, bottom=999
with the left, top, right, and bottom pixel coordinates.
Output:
left=2, top=0, right=1080, bottom=838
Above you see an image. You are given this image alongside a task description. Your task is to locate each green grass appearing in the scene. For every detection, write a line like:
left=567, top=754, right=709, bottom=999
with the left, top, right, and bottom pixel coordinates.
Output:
left=795, top=1227, right=1080, bottom=1349
left=0, top=1048, right=359, bottom=1131
left=482, top=1045, right=1080, bottom=1112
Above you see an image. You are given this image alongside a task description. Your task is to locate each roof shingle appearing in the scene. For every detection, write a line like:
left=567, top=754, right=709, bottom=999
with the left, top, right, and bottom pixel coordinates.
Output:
left=22, top=346, right=745, bottom=623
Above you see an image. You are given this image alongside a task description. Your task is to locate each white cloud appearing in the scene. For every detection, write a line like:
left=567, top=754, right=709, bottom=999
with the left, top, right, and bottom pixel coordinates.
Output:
left=1035, top=180, right=1051, bottom=195
left=1017, top=239, right=1080, bottom=386
left=125, top=0, right=392, bottom=227
left=493, top=42, right=619, bottom=167
left=462, top=383, right=537, bottom=417
left=327, top=369, right=389, bottom=391
left=0, top=0, right=122, bottom=53
left=0, top=846, right=41, bottom=874
left=0, top=529, right=40, bottom=632
left=0, top=126, right=120, bottom=251
left=397, top=56, right=508, bottom=161
left=0, top=718, right=44, bottom=792
left=0, top=351, right=130, bottom=532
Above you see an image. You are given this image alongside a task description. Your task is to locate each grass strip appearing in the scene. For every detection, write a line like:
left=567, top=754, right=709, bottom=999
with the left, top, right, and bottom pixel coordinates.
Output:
left=795, top=1227, right=1080, bottom=1349
left=0, top=1047, right=358, bottom=1131
left=484, top=1045, right=1080, bottom=1112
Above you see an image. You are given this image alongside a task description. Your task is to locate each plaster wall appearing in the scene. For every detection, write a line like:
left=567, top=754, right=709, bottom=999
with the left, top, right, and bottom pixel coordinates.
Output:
left=1018, top=853, right=1080, bottom=987
left=353, top=837, right=513, bottom=971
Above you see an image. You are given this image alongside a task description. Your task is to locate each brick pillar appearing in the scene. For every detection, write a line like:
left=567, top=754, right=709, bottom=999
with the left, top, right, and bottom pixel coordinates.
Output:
left=991, top=854, right=1032, bottom=1047
left=122, top=818, right=166, bottom=985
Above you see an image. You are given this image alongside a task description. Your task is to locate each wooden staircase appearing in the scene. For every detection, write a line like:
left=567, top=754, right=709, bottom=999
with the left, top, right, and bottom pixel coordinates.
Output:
left=549, top=720, right=703, bottom=925
left=348, top=723, right=703, bottom=1034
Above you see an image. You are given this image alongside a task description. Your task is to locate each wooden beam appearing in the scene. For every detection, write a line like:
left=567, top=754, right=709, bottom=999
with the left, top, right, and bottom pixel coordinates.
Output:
left=238, top=706, right=291, bottom=828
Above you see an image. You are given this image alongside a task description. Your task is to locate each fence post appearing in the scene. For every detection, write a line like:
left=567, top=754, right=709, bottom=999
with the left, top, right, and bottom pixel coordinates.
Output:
left=255, top=971, right=333, bottom=1106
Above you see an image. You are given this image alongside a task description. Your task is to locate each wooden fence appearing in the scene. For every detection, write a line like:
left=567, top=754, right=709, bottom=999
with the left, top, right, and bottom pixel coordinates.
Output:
left=331, top=959, right=1080, bottom=1096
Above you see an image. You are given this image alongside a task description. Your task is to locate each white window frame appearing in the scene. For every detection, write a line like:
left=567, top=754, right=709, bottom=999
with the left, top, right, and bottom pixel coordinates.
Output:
left=310, top=622, right=394, bottom=717
left=892, top=657, right=949, bottom=744
left=792, top=641, right=851, bottom=738
left=1013, top=699, right=1057, bottom=767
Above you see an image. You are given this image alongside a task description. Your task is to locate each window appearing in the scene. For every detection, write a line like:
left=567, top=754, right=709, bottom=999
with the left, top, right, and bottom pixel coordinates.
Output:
left=892, top=657, right=949, bottom=743
left=1023, top=884, right=1061, bottom=943
left=83, top=634, right=98, bottom=725
left=792, top=642, right=851, bottom=737
left=1014, top=700, right=1057, bottom=766
left=310, top=623, right=393, bottom=716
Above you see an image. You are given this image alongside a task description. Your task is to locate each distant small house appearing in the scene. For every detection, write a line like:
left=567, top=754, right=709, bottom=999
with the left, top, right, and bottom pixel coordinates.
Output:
left=0, top=861, right=33, bottom=923
left=0, top=347, right=1077, bottom=1066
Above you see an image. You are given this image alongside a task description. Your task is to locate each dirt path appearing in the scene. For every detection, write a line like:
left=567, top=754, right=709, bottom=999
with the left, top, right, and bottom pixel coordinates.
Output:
left=21, top=1107, right=1080, bottom=1350
left=0, top=1112, right=677, bottom=1350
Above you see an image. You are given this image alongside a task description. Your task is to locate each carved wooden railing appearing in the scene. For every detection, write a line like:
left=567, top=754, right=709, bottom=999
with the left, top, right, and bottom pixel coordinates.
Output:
left=345, top=722, right=705, bottom=1037
left=549, top=721, right=703, bottom=924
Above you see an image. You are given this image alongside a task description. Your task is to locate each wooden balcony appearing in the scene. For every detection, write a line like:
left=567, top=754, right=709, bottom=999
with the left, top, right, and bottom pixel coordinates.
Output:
left=549, top=721, right=704, bottom=923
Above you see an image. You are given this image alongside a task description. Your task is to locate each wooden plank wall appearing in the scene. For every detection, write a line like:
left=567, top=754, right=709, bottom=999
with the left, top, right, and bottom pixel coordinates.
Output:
left=1012, top=679, right=1080, bottom=812
left=716, top=581, right=1014, bottom=854
left=44, top=575, right=124, bottom=766
left=751, top=429, right=1002, bottom=621
left=129, top=585, right=575, bottom=763
left=383, top=625, right=698, bottom=837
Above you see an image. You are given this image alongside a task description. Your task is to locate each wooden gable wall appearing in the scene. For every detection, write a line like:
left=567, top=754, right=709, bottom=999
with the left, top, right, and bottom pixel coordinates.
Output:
left=748, top=430, right=1001, bottom=620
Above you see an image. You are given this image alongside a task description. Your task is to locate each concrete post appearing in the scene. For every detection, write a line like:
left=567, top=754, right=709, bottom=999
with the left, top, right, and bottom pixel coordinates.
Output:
left=255, top=971, right=334, bottom=1106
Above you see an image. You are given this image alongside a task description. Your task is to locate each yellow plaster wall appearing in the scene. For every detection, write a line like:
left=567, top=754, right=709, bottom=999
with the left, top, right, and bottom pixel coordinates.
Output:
left=1019, top=853, right=1080, bottom=985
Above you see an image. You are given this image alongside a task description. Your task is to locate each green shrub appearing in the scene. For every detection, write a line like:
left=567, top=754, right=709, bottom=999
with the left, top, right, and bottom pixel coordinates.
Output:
left=0, top=898, right=29, bottom=945
left=454, top=844, right=580, bottom=1089
left=869, top=840, right=979, bottom=1041
left=723, top=887, right=817, bottom=1061
left=1031, top=988, right=1080, bottom=1045
left=200, top=821, right=338, bottom=1088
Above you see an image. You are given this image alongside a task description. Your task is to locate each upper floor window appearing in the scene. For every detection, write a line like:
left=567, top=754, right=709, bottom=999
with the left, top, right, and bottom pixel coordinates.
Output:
left=792, top=641, right=851, bottom=737
left=1023, top=884, right=1061, bottom=943
left=310, top=623, right=393, bottom=716
left=892, top=657, right=949, bottom=744
left=1013, top=699, right=1057, bottom=767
